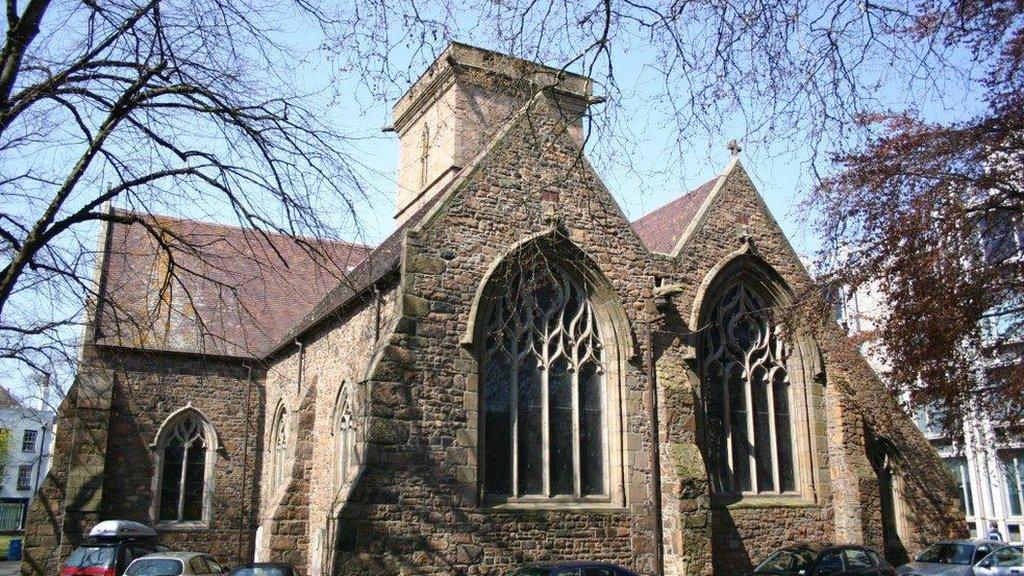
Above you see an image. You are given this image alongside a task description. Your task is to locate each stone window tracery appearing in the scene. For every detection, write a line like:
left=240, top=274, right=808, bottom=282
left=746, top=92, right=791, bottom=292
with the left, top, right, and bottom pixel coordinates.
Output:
left=702, top=282, right=797, bottom=496
left=480, top=263, right=606, bottom=500
left=271, top=405, right=289, bottom=490
left=153, top=410, right=214, bottom=524
left=334, top=386, right=355, bottom=489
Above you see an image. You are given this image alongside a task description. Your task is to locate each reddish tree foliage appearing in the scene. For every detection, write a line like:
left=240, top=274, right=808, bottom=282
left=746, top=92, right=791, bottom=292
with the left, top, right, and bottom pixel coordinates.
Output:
left=813, top=0, right=1024, bottom=434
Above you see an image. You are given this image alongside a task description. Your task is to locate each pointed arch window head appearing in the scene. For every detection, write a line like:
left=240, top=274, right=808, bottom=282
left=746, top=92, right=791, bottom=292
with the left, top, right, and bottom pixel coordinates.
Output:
left=152, top=409, right=215, bottom=525
left=271, top=406, right=290, bottom=490
left=702, top=282, right=797, bottom=496
left=480, top=262, right=606, bottom=501
left=334, top=386, right=355, bottom=489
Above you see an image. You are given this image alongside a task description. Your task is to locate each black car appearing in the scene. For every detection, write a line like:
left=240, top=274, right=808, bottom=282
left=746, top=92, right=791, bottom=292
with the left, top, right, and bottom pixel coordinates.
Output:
left=508, top=561, right=640, bottom=576
left=752, top=543, right=895, bottom=576
left=225, top=564, right=300, bottom=576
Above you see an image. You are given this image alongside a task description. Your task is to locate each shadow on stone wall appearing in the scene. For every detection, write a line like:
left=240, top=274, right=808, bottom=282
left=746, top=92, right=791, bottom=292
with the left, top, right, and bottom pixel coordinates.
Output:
left=709, top=507, right=752, bottom=576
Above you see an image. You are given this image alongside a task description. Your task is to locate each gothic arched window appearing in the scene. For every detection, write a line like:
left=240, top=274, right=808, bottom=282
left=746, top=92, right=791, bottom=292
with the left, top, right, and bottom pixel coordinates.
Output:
left=271, top=405, right=290, bottom=489
left=702, top=281, right=797, bottom=495
left=480, top=263, right=605, bottom=500
left=334, top=386, right=355, bottom=489
left=153, top=410, right=214, bottom=524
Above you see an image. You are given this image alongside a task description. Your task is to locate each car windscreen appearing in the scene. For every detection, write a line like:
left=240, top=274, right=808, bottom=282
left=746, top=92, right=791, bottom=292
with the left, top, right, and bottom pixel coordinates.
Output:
left=915, top=543, right=976, bottom=565
left=228, top=568, right=292, bottom=576
left=66, top=546, right=117, bottom=569
left=125, top=559, right=184, bottom=576
left=755, top=550, right=817, bottom=573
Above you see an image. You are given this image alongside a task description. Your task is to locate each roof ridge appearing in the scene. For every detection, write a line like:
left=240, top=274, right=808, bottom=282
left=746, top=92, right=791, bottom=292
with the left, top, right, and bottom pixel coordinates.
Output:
left=110, top=207, right=374, bottom=253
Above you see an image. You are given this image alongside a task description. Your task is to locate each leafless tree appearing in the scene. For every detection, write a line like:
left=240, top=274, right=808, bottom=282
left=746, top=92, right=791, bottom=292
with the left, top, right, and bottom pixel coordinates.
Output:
left=3, top=0, right=1020, bottom=429
left=0, top=0, right=374, bottom=402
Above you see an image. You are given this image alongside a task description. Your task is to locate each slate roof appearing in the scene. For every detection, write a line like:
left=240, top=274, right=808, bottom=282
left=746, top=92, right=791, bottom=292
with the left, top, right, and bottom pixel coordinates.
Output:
left=96, top=210, right=372, bottom=357
left=631, top=176, right=720, bottom=254
left=95, top=172, right=718, bottom=359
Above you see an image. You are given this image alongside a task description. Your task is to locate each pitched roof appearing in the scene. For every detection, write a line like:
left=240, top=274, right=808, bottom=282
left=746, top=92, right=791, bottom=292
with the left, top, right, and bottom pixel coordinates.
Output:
left=0, top=387, right=21, bottom=409
left=632, top=176, right=720, bottom=254
left=96, top=210, right=372, bottom=358
left=265, top=190, right=445, bottom=357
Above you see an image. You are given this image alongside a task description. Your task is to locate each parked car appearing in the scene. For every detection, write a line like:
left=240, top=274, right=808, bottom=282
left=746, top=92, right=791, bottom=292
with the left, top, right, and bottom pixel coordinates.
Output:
left=62, top=520, right=170, bottom=576
left=124, top=552, right=225, bottom=576
left=751, top=542, right=894, bottom=576
left=507, top=562, right=640, bottom=576
left=973, top=546, right=1023, bottom=576
left=896, top=540, right=1017, bottom=576
left=224, top=564, right=299, bottom=576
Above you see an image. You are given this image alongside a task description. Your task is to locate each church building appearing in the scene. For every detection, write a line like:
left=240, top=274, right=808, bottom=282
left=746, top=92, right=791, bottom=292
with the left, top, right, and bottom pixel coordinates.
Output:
left=22, top=43, right=963, bottom=576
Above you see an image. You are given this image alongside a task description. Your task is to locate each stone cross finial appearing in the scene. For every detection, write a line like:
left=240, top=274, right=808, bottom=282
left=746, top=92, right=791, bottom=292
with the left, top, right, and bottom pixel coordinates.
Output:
left=727, top=139, right=742, bottom=156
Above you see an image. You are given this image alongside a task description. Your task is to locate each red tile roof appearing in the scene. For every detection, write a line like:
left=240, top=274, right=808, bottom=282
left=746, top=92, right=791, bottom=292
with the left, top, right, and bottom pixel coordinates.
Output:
left=632, top=176, right=720, bottom=253
left=96, top=210, right=372, bottom=358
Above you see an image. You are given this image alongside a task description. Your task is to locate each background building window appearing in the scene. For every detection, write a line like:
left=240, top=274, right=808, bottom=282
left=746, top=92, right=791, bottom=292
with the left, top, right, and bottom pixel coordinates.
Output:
left=945, top=457, right=975, bottom=517
left=0, top=502, right=23, bottom=530
left=16, top=464, right=32, bottom=490
left=1001, top=450, right=1023, bottom=517
left=480, top=263, right=605, bottom=500
left=155, top=412, right=210, bottom=523
left=21, top=429, right=37, bottom=452
left=702, top=282, right=797, bottom=495
left=979, top=209, right=1024, bottom=265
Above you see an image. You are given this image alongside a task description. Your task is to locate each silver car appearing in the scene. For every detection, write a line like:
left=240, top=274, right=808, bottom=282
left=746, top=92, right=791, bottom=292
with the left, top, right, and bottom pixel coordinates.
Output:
left=896, top=540, right=1017, bottom=576
left=974, top=546, right=1023, bottom=576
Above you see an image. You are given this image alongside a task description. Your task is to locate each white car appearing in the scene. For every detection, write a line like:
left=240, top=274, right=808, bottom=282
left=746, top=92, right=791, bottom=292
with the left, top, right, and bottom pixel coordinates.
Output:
left=124, top=551, right=225, bottom=576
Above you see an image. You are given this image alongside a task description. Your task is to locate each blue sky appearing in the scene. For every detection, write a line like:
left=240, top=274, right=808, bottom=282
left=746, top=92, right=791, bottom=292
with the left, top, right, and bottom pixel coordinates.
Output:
left=0, top=2, right=993, bottom=400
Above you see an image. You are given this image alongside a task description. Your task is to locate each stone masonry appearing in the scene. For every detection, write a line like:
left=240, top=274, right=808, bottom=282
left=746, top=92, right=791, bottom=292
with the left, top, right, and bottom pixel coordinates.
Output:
left=23, top=43, right=964, bottom=576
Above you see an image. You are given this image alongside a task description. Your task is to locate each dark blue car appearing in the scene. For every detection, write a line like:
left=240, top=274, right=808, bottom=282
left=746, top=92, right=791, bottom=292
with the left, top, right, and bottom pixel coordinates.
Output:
left=508, top=562, right=640, bottom=576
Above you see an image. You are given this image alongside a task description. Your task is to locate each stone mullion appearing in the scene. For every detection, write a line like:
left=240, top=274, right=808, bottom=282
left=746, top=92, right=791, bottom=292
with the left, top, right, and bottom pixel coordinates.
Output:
left=178, top=443, right=189, bottom=522
left=743, top=360, right=757, bottom=494
left=541, top=319, right=551, bottom=498
left=766, top=372, right=779, bottom=494
left=722, top=365, right=733, bottom=493
left=510, top=330, right=520, bottom=498
left=571, top=327, right=582, bottom=499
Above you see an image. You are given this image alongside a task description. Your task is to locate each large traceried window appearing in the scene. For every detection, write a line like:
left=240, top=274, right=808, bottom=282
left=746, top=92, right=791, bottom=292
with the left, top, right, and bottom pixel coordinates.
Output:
left=154, top=410, right=213, bottom=524
left=702, top=281, right=797, bottom=496
left=271, top=406, right=290, bottom=490
left=480, top=263, right=605, bottom=501
left=334, top=386, right=355, bottom=489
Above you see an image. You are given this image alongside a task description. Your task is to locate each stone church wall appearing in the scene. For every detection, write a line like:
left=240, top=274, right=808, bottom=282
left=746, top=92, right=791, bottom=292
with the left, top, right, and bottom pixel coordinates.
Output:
left=21, top=346, right=263, bottom=575
left=331, top=96, right=665, bottom=576
left=99, top=348, right=262, bottom=564
left=657, top=163, right=964, bottom=572
left=258, top=287, right=396, bottom=570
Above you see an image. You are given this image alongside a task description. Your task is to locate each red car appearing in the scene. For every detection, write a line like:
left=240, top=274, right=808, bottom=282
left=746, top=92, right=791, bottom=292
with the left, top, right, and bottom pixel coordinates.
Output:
left=62, top=520, right=170, bottom=576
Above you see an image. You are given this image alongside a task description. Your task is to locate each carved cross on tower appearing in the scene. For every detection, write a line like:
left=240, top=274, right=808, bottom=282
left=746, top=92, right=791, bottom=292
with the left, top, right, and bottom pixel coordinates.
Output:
left=727, top=139, right=742, bottom=157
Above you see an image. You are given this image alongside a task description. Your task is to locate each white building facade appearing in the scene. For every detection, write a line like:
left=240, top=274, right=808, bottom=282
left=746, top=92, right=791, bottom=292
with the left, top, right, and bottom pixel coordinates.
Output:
left=0, top=392, right=55, bottom=533
left=839, top=263, right=1024, bottom=544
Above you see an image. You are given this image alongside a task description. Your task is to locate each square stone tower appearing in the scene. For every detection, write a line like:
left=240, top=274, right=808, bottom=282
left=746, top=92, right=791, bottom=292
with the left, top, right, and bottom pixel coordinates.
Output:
left=391, top=42, right=593, bottom=224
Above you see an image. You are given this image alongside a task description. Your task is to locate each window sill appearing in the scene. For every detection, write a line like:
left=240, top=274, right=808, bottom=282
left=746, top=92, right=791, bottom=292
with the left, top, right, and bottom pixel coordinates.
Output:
left=480, top=500, right=627, bottom=513
left=155, top=521, right=210, bottom=532
left=711, top=495, right=818, bottom=509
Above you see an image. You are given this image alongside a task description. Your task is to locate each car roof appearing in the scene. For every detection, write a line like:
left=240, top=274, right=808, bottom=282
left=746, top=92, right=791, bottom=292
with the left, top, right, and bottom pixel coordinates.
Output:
left=932, top=539, right=1008, bottom=547
left=523, top=561, right=631, bottom=569
left=136, top=551, right=210, bottom=559
left=780, top=542, right=835, bottom=553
